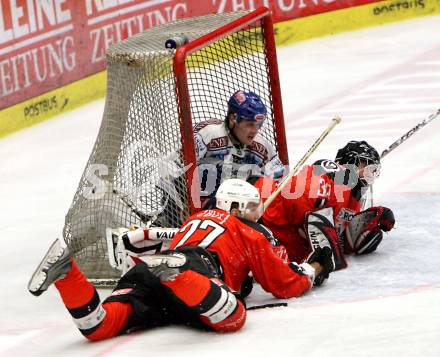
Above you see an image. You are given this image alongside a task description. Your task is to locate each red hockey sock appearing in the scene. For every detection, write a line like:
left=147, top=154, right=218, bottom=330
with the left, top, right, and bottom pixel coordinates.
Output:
left=55, top=259, right=133, bottom=341
left=86, top=302, right=133, bottom=341
left=55, top=259, right=95, bottom=309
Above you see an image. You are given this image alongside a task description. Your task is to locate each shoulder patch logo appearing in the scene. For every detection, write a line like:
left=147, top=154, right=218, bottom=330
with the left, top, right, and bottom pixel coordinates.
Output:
left=208, top=136, right=228, bottom=149
left=321, top=160, right=339, bottom=172
left=249, top=141, right=268, bottom=158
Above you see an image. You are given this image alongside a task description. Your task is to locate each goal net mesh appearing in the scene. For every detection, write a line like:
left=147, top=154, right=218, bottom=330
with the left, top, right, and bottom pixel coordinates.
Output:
left=63, top=10, right=283, bottom=281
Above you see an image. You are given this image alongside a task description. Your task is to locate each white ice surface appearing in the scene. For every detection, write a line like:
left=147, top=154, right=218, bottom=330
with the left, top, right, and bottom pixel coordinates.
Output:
left=1, top=15, right=440, bottom=357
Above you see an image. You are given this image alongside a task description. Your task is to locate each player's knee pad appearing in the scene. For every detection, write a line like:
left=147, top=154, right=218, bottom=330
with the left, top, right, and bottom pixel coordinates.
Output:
left=197, top=279, right=246, bottom=332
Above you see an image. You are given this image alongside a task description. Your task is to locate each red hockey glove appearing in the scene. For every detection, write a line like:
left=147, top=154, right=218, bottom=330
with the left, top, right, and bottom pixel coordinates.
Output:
left=346, top=206, right=395, bottom=255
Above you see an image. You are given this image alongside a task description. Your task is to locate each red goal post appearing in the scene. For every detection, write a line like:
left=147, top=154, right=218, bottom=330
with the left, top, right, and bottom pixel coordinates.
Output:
left=173, top=7, right=289, bottom=213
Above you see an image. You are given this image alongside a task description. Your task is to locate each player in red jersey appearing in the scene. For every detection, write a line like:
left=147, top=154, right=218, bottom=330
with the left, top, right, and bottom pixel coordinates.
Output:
left=28, top=179, right=334, bottom=341
left=253, top=141, right=395, bottom=268
left=169, top=179, right=335, bottom=295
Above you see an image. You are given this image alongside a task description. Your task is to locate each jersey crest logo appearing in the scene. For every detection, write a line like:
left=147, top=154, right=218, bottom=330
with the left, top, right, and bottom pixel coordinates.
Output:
left=195, top=136, right=205, bottom=156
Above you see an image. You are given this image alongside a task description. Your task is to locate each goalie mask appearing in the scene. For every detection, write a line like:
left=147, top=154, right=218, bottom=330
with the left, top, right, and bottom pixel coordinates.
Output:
left=335, top=140, right=381, bottom=186
left=216, top=179, right=262, bottom=221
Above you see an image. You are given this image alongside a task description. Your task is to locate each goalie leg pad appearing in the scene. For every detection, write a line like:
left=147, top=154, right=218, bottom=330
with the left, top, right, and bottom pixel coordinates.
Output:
left=106, top=227, right=163, bottom=274
left=305, top=208, right=347, bottom=270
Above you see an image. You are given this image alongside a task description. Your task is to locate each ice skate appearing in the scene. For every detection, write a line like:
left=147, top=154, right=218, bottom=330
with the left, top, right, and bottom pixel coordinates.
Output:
left=28, top=239, right=72, bottom=296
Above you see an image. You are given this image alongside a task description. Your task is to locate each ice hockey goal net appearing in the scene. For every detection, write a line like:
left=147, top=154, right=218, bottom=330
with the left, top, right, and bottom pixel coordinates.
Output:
left=63, top=7, right=288, bottom=283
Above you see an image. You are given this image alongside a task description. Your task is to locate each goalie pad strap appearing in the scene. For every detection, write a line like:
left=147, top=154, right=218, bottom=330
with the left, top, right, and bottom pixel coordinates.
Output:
left=122, top=234, right=163, bottom=254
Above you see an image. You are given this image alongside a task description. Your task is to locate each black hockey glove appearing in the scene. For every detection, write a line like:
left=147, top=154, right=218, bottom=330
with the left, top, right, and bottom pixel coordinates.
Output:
left=306, top=246, right=334, bottom=286
left=239, top=274, right=253, bottom=299
left=346, top=206, right=395, bottom=255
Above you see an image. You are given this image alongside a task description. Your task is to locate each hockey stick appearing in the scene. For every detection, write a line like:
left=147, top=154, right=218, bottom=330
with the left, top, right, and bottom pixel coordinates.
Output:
left=263, top=117, right=341, bottom=211
left=112, top=117, right=342, bottom=239
left=246, top=302, right=288, bottom=310
left=368, top=109, right=440, bottom=207
left=380, top=109, right=440, bottom=159
left=112, top=189, right=154, bottom=224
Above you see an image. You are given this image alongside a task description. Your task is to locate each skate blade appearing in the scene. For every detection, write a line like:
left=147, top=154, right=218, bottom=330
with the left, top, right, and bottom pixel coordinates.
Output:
left=27, top=239, right=66, bottom=296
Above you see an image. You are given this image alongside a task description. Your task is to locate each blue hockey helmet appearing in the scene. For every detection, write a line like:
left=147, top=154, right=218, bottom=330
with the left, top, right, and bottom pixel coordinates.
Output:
left=227, top=90, right=267, bottom=125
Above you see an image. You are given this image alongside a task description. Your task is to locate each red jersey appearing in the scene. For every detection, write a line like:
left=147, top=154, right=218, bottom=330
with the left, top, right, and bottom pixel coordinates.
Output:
left=169, top=209, right=312, bottom=299
left=255, top=160, right=362, bottom=261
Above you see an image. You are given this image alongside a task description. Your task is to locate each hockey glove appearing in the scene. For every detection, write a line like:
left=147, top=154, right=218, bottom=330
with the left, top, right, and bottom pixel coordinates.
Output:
left=306, top=246, right=334, bottom=286
left=239, top=274, right=254, bottom=299
left=305, top=207, right=347, bottom=270
left=345, top=206, right=395, bottom=255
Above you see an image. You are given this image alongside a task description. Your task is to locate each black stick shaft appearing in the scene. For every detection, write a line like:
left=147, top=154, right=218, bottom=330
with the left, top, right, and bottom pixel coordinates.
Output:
left=381, top=109, right=440, bottom=158
left=246, top=302, right=288, bottom=310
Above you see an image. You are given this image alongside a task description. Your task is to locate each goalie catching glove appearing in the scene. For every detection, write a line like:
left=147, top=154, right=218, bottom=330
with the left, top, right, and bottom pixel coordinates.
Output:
left=345, top=206, right=395, bottom=255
